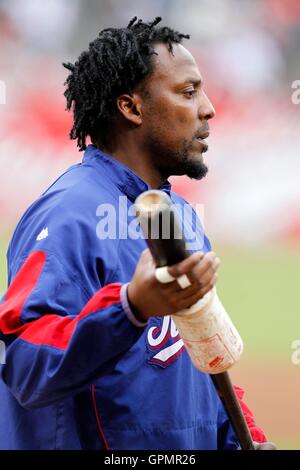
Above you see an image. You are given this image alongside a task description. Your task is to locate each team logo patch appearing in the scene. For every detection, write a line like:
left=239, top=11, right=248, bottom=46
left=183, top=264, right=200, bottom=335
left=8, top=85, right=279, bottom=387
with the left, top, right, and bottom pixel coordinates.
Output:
left=147, top=316, right=185, bottom=367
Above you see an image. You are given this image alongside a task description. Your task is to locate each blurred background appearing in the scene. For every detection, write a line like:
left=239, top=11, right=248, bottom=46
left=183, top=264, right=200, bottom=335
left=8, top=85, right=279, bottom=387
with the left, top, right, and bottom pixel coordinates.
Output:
left=0, top=0, right=299, bottom=449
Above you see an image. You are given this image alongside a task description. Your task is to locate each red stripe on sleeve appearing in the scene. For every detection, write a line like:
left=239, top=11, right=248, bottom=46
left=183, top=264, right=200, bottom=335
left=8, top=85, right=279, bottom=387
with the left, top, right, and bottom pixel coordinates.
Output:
left=0, top=251, right=122, bottom=350
left=20, top=283, right=121, bottom=349
left=0, top=251, right=46, bottom=335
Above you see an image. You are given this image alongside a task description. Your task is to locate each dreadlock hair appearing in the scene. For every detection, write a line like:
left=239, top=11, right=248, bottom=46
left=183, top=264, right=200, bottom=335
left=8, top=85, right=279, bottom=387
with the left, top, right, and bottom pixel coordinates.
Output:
left=63, top=17, right=190, bottom=151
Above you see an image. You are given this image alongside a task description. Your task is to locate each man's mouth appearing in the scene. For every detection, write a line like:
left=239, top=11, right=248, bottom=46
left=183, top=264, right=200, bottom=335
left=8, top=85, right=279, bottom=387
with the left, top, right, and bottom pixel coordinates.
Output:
left=195, top=130, right=210, bottom=153
left=196, top=138, right=208, bottom=153
left=197, top=131, right=210, bottom=140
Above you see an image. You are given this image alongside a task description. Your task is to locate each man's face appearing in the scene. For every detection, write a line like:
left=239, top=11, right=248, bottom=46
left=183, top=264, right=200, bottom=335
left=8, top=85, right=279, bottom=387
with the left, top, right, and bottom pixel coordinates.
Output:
left=141, top=43, right=215, bottom=180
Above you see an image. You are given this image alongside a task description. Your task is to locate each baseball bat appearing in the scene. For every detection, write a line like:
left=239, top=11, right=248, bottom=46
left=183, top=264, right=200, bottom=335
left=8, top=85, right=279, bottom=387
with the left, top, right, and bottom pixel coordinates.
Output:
left=135, top=189, right=255, bottom=450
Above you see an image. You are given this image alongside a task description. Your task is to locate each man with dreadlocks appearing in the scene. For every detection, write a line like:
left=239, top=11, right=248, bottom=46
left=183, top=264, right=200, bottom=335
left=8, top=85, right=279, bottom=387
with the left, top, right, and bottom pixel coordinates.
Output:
left=0, top=17, right=271, bottom=450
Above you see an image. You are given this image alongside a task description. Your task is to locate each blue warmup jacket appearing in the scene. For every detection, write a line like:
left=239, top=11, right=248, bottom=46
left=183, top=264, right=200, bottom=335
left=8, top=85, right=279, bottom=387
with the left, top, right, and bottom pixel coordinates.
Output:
left=0, top=144, right=240, bottom=450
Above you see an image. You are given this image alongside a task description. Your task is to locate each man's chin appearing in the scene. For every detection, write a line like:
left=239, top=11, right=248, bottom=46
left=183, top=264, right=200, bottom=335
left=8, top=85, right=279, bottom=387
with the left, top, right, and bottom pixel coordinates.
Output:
left=158, top=151, right=208, bottom=180
left=183, top=159, right=208, bottom=180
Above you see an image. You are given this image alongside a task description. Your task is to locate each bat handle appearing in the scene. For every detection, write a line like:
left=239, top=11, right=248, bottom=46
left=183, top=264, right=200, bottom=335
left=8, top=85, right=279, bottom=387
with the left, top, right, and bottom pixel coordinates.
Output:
left=211, top=372, right=255, bottom=450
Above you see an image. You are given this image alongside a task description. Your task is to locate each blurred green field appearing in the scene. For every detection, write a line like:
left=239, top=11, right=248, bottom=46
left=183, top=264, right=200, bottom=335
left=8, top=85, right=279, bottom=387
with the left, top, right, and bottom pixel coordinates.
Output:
left=215, top=243, right=300, bottom=360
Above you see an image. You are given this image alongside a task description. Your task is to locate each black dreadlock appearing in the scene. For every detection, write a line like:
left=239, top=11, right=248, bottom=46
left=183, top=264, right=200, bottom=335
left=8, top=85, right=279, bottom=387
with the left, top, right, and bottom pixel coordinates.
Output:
left=63, top=17, right=189, bottom=151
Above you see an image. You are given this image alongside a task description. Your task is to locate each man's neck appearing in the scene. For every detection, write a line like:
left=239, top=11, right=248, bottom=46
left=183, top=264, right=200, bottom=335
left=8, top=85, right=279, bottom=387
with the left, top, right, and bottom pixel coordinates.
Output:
left=99, top=141, right=164, bottom=189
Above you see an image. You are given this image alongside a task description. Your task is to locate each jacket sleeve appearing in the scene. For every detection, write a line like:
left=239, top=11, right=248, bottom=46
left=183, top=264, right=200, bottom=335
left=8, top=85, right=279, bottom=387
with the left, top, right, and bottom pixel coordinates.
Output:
left=0, top=206, right=145, bottom=410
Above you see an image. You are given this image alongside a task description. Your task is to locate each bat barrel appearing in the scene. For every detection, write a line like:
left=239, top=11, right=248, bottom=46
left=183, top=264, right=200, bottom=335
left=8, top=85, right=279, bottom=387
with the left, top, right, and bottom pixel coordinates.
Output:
left=135, top=190, right=188, bottom=266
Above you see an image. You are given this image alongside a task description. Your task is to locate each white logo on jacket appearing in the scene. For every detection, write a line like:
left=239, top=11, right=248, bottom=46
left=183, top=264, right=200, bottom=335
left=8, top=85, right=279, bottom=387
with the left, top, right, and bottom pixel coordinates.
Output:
left=36, top=227, right=48, bottom=241
left=147, top=316, right=184, bottom=367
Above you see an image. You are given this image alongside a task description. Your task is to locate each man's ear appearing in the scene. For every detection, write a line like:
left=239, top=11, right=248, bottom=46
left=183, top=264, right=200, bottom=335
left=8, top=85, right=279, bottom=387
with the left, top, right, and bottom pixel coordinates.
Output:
left=116, top=94, right=142, bottom=126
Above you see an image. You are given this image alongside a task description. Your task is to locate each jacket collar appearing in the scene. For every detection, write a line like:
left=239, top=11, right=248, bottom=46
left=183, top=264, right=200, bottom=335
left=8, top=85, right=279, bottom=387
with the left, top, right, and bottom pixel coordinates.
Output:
left=82, top=144, right=172, bottom=200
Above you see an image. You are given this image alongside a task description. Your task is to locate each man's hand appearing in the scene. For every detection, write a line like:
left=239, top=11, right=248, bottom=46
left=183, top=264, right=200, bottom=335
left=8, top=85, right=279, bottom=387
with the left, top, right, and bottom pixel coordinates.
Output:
left=127, top=249, right=220, bottom=322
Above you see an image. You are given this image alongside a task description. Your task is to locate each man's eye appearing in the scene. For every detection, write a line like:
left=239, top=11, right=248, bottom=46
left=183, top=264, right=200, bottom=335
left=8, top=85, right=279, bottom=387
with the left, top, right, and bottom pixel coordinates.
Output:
left=184, top=90, right=196, bottom=98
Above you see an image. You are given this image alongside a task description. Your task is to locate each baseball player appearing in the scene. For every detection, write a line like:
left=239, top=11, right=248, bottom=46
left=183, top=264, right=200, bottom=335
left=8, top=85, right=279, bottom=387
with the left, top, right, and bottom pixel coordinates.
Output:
left=0, top=17, right=274, bottom=450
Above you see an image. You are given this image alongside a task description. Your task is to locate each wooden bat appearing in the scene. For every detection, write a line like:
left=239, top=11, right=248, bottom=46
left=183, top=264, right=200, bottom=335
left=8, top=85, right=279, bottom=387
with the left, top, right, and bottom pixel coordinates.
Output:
left=135, top=189, right=255, bottom=450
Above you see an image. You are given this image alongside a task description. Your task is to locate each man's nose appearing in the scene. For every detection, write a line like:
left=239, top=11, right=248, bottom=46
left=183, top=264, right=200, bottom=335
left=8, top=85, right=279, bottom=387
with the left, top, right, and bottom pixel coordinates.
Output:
left=198, top=91, right=216, bottom=120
